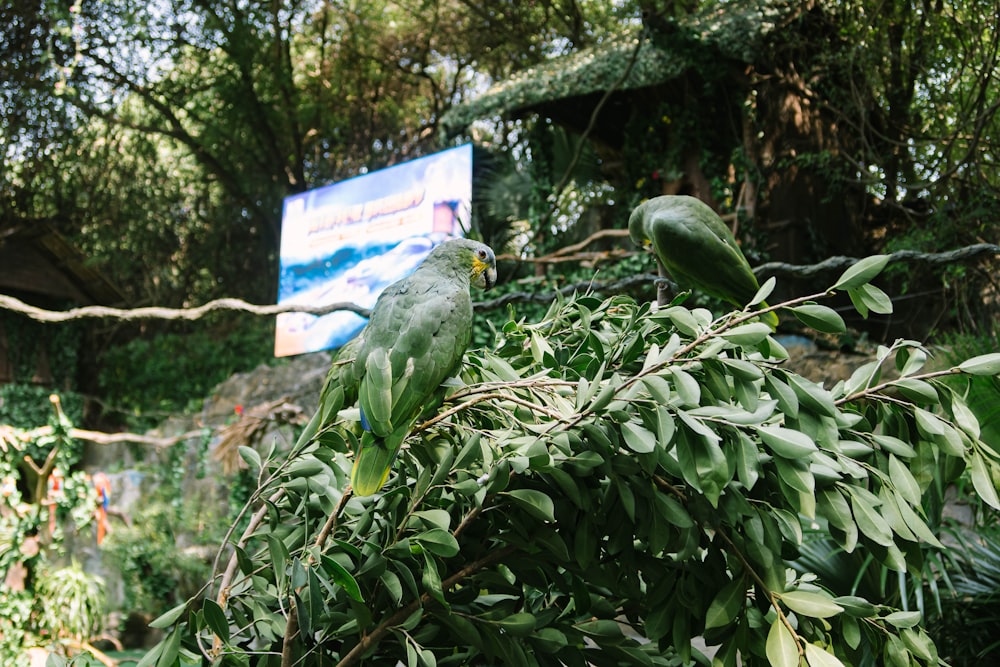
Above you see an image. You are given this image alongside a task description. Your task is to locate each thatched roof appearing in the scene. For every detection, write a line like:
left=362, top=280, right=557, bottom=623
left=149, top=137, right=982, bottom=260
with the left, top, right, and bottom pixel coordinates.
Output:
left=440, top=0, right=809, bottom=136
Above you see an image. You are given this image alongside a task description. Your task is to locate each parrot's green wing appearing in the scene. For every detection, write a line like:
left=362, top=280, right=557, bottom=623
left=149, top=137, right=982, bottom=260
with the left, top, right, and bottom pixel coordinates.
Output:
left=293, top=336, right=359, bottom=450
left=347, top=238, right=497, bottom=495
left=629, top=195, right=778, bottom=328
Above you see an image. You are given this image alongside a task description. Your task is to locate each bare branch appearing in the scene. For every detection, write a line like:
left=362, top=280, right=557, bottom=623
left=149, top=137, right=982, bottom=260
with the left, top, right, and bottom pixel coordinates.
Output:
left=0, top=294, right=371, bottom=323
left=19, top=425, right=208, bottom=449
left=753, top=243, right=1000, bottom=279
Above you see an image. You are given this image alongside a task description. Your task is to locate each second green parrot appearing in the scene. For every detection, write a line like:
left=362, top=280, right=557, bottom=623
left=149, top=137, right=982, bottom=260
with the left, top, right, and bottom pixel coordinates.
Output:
left=314, top=238, right=497, bottom=496
left=629, top=195, right=778, bottom=328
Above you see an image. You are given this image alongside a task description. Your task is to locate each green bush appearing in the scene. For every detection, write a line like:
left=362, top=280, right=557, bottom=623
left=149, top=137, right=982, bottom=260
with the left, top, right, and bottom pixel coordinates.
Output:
left=97, top=319, right=275, bottom=426
left=101, top=503, right=212, bottom=617
left=143, top=258, right=1000, bottom=666
left=0, top=384, right=84, bottom=429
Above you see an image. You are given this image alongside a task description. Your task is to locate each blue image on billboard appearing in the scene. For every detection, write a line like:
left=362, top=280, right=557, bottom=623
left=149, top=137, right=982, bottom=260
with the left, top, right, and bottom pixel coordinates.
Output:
left=275, top=144, right=473, bottom=357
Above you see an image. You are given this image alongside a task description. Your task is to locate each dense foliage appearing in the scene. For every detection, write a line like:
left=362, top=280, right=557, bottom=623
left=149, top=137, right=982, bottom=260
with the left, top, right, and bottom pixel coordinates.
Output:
left=141, top=261, right=1000, bottom=666
left=3, top=0, right=998, bottom=316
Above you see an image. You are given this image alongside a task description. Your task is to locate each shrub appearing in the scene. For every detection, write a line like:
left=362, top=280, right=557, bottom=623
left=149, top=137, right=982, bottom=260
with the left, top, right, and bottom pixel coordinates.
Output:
left=143, top=258, right=1000, bottom=666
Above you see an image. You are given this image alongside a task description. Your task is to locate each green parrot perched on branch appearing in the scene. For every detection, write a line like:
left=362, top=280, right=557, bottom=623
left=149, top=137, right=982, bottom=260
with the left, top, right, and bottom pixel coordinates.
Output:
left=309, top=238, right=497, bottom=496
left=629, top=195, right=779, bottom=328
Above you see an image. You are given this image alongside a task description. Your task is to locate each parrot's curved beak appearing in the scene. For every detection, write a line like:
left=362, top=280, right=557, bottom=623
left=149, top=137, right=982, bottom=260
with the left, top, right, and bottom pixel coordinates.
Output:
left=473, top=256, right=497, bottom=290
left=474, top=265, right=497, bottom=290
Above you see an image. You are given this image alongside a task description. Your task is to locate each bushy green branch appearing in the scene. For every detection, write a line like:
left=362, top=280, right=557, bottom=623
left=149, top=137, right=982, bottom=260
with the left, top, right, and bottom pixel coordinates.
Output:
left=145, top=258, right=1000, bottom=667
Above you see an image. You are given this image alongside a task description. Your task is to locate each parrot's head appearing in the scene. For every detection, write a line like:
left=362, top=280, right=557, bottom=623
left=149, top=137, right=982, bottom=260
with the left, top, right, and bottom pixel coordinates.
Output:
left=430, top=238, right=497, bottom=290
left=469, top=241, right=498, bottom=291
left=627, top=201, right=653, bottom=249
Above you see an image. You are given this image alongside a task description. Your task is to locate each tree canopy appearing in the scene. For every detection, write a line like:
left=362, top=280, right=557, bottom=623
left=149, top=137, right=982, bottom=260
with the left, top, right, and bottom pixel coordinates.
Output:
left=2, top=0, right=998, bottom=325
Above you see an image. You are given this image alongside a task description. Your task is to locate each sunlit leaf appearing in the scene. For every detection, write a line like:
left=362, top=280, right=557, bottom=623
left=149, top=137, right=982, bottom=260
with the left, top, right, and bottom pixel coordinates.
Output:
left=504, top=488, right=556, bottom=522
left=832, top=255, right=890, bottom=290
left=804, top=642, right=846, bottom=667
left=765, top=618, right=799, bottom=667
left=958, top=353, right=1000, bottom=376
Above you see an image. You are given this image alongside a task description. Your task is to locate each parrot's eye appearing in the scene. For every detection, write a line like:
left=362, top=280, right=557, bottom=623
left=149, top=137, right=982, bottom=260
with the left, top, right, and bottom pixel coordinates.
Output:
left=478, top=249, right=487, bottom=260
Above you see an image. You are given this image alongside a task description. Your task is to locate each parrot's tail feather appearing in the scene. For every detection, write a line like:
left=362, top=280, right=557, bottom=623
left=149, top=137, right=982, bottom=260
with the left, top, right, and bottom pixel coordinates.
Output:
left=350, top=436, right=397, bottom=496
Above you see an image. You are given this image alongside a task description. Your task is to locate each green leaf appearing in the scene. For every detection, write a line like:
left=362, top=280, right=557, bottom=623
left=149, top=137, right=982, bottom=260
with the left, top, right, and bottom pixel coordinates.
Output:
left=832, top=255, right=891, bottom=290
left=764, top=374, right=799, bottom=418
left=662, top=306, right=702, bottom=336
left=641, top=375, right=672, bottom=403
left=785, top=372, right=838, bottom=417
left=621, top=420, right=657, bottom=453
left=818, top=488, right=853, bottom=531
left=405, top=640, right=418, bottom=667
left=968, top=452, right=1000, bottom=510
left=498, top=612, right=537, bottom=637
left=893, top=493, right=945, bottom=548
left=504, top=488, right=556, bottom=522
left=893, top=378, right=938, bottom=404
left=412, top=509, right=452, bottom=531
left=380, top=570, right=403, bottom=605
left=413, top=528, right=460, bottom=557
left=779, top=590, right=844, bottom=619
left=896, top=347, right=927, bottom=376
left=421, top=551, right=446, bottom=606
left=951, top=397, right=981, bottom=439
left=239, top=445, right=261, bottom=471
left=735, top=432, right=761, bottom=490
left=849, top=490, right=894, bottom=547
left=758, top=425, right=818, bottom=458
left=843, top=616, right=861, bottom=649
left=958, top=353, right=1000, bottom=376
left=834, top=595, right=878, bottom=617
left=804, top=643, right=847, bottom=667
left=883, top=610, right=921, bottom=628
left=884, top=633, right=910, bottom=667
left=887, top=455, right=922, bottom=506
left=872, top=434, right=916, bottom=458
left=533, top=627, right=569, bottom=653
left=765, top=618, right=799, bottom=667
left=750, top=276, right=777, bottom=306
left=854, top=283, right=893, bottom=315
left=914, top=408, right=945, bottom=436
left=790, top=304, right=846, bottom=334
left=202, top=599, right=230, bottom=643
left=654, top=493, right=694, bottom=528
left=577, top=619, right=624, bottom=639
left=670, top=367, right=701, bottom=407
left=321, top=555, right=364, bottom=602
left=705, top=577, right=746, bottom=630
left=900, top=627, right=937, bottom=662
left=155, top=628, right=181, bottom=667
left=148, top=601, right=188, bottom=629
left=267, top=534, right=290, bottom=581
left=720, top=322, right=773, bottom=347
left=135, top=644, right=162, bottom=667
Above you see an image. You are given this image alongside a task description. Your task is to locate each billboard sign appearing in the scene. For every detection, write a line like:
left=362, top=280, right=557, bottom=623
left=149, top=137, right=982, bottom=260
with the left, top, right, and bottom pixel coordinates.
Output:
left=274, top=144, right=473, bottom=357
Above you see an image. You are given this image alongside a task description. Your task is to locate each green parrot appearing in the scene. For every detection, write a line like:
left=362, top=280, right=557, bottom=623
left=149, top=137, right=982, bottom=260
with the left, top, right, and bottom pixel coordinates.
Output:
left=312, top=238, right=497, bottom=496
left=629, top=195, right=778, bottom=328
